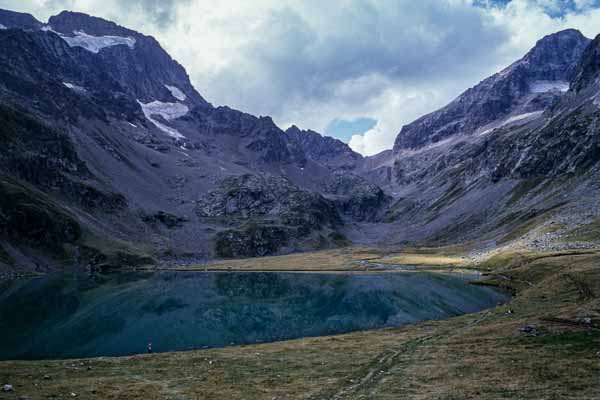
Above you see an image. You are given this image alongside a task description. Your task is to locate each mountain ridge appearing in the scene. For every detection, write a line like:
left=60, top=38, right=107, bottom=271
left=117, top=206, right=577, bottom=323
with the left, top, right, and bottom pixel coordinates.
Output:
left=1, top=8, right=600, bottom=278
left=392, top=28, right=590, bottom=151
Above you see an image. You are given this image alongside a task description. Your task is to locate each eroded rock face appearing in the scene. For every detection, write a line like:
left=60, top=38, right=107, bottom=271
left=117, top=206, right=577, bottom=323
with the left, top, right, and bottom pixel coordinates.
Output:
left=284, top=125, right=363, bottom=169
left=390, top=32, right=600, bottom=184
left=0, top=105, right=126, bottom=212
left=215, top=224, right=291, bottom=258
left=142, top=211, right=187, bottom=229
left=197, top=174, right=344, bottom=257
left=0, top=9, right=41, bottom=29
left=571, top=33, right=600, bottom=93
left=196, top=174, right=340, bottom=226
left=48, top=11, right=206, bottom=106
left=323, top=173, right=390, bottom=222
left=393, top=29, right=590, bottom=151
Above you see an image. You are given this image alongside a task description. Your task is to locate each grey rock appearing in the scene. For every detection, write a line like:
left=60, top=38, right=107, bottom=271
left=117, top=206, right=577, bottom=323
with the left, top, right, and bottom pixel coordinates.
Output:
left=393, top=29, right=590, bottom=151
left=519, top=325, right=539, bottom=335
left=322, top=172, right=390, bottom=222
left=0, top=9, right=42, bottom=30
left=284, top=125, right=362, bottom=170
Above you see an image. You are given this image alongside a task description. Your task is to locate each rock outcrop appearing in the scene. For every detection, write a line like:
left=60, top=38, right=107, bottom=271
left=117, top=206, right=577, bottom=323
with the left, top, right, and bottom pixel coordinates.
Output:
left=322, top=173, right=390, bottom=222
left=284, top=125, right=363, bottom=170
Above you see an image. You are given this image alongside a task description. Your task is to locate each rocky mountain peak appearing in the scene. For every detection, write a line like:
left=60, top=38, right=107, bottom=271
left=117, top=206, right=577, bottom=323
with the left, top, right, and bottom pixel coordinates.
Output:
left=392, top=29, right=590, bottom=151
left=23, top=10, right=206, bottom=107
left=0, top=9, right=42, bottom=30
left=48, top=11, right=138, bottom=37
left=509, top=28, right=589, bottom=81
left=570, top=33, right=600, bottom=93
left=284, top=126, right=362, bottom=169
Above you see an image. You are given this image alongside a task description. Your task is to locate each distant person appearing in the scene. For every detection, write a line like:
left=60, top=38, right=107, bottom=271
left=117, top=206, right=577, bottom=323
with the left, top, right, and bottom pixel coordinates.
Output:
left=147, top=342, right=152, bottom=354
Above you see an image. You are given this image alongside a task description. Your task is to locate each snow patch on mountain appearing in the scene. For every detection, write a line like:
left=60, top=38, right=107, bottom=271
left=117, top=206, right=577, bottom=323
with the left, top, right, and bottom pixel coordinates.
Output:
left=60, top=30, right=136, bottom=53
left=165, top=85, right=186, bottom=101
left=504, top=111, right=543, bottom=124
left=138, top=100, right=189, bottom=139
left=0, top=24, right=7, bottom=30
left=396, top=135, right=461, bottom=156
left=140, top=101, right=189, bottom=121
left=63, top=82, right=86, bottom=92
left=530, top=80, right=569, bottom=93
left=478, top=111, right=544, bottom=136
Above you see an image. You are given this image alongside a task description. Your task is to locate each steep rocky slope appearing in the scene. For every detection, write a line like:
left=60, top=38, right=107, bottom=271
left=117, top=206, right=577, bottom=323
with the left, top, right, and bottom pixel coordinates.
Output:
left=374, top=30, right=600, bottom=251
left=393, top=29, right=590, bottom=151
left=0, top=9, right=388, bottom=275
left=284, top=125, right=363, bottom=170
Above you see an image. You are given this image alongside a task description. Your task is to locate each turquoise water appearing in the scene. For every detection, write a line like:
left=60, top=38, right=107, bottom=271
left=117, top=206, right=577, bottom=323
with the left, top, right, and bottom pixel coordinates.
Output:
left=0, top=271, right=508, bottom=360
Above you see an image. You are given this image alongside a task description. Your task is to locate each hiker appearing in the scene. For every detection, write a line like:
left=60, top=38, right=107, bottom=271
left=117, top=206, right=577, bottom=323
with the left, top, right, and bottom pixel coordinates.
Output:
left=147, top=342, right=152, bottom=354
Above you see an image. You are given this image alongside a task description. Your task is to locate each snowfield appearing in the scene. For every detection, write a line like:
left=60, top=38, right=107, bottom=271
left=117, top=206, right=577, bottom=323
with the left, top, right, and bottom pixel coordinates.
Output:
left=165, top=85, right=187, bottom=101
left=478, top=111, right=543, bottom=136
left=530, top=80, right=569, bottom=93
left=138, top=100, right=189, bottom=139
left=0, top=24, right=6, bottom=30
left=59, top=30, right=136, bottom=53
left=503, top=111, right=543, bottom=124
left=63, top=82, right=86, bottom=92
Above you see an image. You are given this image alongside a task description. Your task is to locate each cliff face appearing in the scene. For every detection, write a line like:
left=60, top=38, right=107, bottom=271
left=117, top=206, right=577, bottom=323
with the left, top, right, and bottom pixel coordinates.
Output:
left=0, top=9, right=382, bottom=270
left=393, top=29, right=590, bottom=151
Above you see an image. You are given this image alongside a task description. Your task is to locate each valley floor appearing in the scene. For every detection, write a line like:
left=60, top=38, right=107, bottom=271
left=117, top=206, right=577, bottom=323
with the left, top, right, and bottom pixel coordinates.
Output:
left=1, top=247, right=600, bottom=399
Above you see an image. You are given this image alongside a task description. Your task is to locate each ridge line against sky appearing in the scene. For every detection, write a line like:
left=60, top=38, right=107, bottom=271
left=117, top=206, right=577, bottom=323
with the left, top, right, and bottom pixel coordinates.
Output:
left=3, top=0, right=600, bottom=155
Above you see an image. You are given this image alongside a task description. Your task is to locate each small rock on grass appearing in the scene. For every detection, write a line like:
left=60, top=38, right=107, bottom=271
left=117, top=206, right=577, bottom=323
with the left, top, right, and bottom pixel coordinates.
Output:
left=2, top=384, right=13, bottom=392
left=519, top=325, right=539, bottom=336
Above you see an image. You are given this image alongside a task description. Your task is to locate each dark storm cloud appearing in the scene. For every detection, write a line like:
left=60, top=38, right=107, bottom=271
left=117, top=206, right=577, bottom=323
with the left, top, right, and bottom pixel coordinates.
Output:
left=32, top=0, right=189, bottom=28
left=206, top=1, right=509, bottom=120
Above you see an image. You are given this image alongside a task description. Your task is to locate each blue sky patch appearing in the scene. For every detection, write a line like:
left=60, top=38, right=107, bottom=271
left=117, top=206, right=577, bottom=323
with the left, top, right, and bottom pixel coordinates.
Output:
left=324, top=117, right=377, bottom=143
left=475, top=0, right=600, bottom=18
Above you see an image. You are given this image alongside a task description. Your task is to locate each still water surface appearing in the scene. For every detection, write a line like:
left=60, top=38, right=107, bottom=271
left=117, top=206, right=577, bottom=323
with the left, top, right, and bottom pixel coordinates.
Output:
left=0, top=271, right=508, bottom=360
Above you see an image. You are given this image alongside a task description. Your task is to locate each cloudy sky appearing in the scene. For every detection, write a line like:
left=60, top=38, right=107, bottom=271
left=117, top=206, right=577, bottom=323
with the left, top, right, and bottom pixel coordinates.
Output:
left=3, top=0, right=600, bottom=155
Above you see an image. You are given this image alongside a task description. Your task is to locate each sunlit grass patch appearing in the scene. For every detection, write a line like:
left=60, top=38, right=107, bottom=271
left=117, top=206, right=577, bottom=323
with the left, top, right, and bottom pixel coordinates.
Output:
left=372, top=253, right=470, bottom=268
left=183, top=247, right=383, bottom=272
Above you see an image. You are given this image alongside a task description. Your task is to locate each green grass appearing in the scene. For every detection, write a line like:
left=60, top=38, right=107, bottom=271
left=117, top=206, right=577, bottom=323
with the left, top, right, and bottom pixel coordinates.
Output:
left=2, top=248, right=600, bottom=399
left=523, top=331, right=600, bottom=352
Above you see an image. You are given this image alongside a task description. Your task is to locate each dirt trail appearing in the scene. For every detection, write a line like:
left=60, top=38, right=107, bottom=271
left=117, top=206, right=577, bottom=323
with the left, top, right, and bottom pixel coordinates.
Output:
left=308, top=311, right=493, bottom=399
